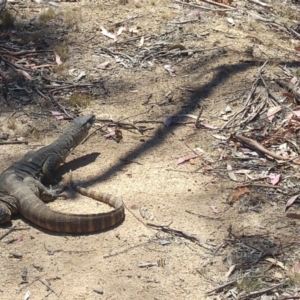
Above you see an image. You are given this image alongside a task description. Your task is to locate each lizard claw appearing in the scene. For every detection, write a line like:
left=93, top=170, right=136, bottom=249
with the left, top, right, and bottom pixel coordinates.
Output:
left=49, top=185, right=64, bottom=196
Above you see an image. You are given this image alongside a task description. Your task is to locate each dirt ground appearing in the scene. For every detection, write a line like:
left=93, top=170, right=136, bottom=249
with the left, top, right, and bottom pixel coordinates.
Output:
left=0, top=0, right=300, bottom=299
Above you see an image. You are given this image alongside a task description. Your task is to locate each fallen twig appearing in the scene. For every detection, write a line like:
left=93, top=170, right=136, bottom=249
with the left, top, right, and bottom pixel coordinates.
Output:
left=113, top=15, right=141, bottom=27
left=0, top=227, right=16, bottom=241
left=195, top=106, right=203, bottom=127
left=238, top=183, right=282, bottom=189
left=275, top=79, right=300, bottom=102
left=277, top=297, right=300, bottom=300
left=99, top=47, right=135, bottom=64
left=37, top=278, right=59, bottom=297
left=0, top=54, right=32, bottom=72
left=169, top=19, right=199, bottom=25
left=205, top=279, right=237, bottom=295
left=232, top=133, right=289, bottom=160
left=248, top=0, right=272, bottom=8
left=258, top=72, right=279, bottom=105
left=239, top=281, right=286, bottom=299
left=221, top=78, right=260, bottom=129
left=103, top=242, right=149, bottom=258
left=228, top=226, right=281, bottom=258
left=44, top=83, right=94, bottom=92
left=0, top=140, right=28, bottom=145
left=186, top=210, right=223, bottom=220
left=147, top=222, right=213, bottom=250
left=0, top=226, right=30, bottom=241
left=172, top=0, right=235, bottom=11
left=198, top=0, right=235, bottom=9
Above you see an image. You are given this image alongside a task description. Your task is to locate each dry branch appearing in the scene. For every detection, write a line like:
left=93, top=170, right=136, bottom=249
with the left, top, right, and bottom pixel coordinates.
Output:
left=198, top=0, right=236, bottom=9
left=172, top=0, right=236, bottom=11
left=232, top=134, right=289, bottom=160
left=239, top=282, right=286, bottom=300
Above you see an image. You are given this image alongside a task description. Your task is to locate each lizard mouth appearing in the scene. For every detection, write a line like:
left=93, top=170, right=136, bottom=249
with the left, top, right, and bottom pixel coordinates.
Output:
left=86, top=114, right=95, bottom=127
left=81, top=114, right=95, bottom=129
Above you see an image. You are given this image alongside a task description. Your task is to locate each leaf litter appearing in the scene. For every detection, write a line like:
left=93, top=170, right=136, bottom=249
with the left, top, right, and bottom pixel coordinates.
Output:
left=0, top=0, right=300, bottom=299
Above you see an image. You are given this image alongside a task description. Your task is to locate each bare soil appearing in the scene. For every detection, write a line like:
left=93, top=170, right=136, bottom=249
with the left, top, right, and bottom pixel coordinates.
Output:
left=1, top=0, right=300, bottom=299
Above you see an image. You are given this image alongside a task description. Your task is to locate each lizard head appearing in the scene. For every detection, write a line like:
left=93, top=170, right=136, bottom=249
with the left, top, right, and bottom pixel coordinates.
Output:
left=63, top=114, right=96, bottom=150
left=73, top=114, right=95, bottom=130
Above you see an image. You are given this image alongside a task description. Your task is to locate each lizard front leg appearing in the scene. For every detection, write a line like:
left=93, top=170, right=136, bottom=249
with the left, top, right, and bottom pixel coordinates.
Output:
left=23, top=177, right=63, bottom=202
left=0, top=195, right=18, bottom=224
left=41, top=154, right=64, bottom=184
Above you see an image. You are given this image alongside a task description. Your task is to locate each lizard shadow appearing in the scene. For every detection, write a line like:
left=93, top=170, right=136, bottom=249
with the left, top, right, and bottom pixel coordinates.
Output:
left=45, top=152, right=101, bottom=184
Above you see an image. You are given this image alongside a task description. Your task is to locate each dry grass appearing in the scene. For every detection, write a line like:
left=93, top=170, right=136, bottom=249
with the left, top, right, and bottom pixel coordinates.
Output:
left=0, top=10, right=14, bottom=28
left=6, top=119, right=16, bottom=130
left=39, top=7, right=56, bottom=25
left=69, top=92, right=91, bottom=108
left=54, top=43, right=69, bottom=62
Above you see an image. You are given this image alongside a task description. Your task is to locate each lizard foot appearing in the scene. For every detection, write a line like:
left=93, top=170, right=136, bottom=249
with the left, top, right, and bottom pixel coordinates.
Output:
left=0, top=202, right=12, bottom=224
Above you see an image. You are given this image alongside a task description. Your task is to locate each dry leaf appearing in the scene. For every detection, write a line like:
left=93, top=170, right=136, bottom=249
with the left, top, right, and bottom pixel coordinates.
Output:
left=285, top=194, right=300, bottom=213
left=265, top=258, right=286, bottom=270
left=96, top=61, right=110, bottom=69
left=291, top=76, right=298, bottom=85
left=163, top=115, right=173, bottom=127
left=285, top=212, right=300, bottom=219
left=234, top=169, right=251, bottom=174
left=292, top=157, right=300, bottom=165
left=203, top=165, right=213, bottom=171
left=194, top=147, right=204, bottom=154
left=226, top=17, right=235, bottom=25
left=117, top=26, right=125, bottom=36
left=249, top=0, right=272, bottom=7
left=129, top=26, right=139, bottom=33
left=229, top=187, right=250, bottom=204
left=24, top=291, right=31, bottom=300
left=201, top=123, right=219, bottom=130
left=234, top=169, right=254, bottom=180
left=177, top=154, right=200, bottom=165
left=54, top=51, right=62, bottom=65
left=50, top=111, right=64, bottom=120
left=273, top=272, right=283, bottom=279
left=227, top=164, right=237, bottom=181
left=216, top=0, right=232, bottom=4
left=283, top=92, right=295, bottom=99
left=210, top=203, right=220, bottom=214
left=293, top=110, right=300, bottom=117
left=101, top=27, right=117, bottom=41
left=138, top=36, right=144, bottom=48
left=163, top=65, right=176, bottom=77
left=292, top=262, right=300, bottom=273
left=187, top=10, right=202, bottom=18
left=104, top=129, right=116, bottom=138
left=225, top=265, right=235, bottom=277
left=74, top=71, right=85, bottom=81
left=48, top=1, right=59, bottom=7
left=269, top=173, right=280, bottom=185
left=18, top=70, right=33, bottom=81
left=267, top=106, right=282, bottom=122
left=16, top=235, right=23, bottom=242
left=212, top=134, right=228, bottom=140
left=115, top=129, right=123, bottom=140
left=225, top=106, right=232, bottom=113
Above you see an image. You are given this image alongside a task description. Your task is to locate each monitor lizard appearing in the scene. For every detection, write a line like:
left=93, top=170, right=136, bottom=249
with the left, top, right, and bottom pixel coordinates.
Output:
left=0, top=114, right=125, bottom=233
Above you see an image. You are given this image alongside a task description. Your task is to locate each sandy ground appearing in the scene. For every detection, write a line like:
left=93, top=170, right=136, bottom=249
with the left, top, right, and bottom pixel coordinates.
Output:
left=1, top=0, right=300, bottom=299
